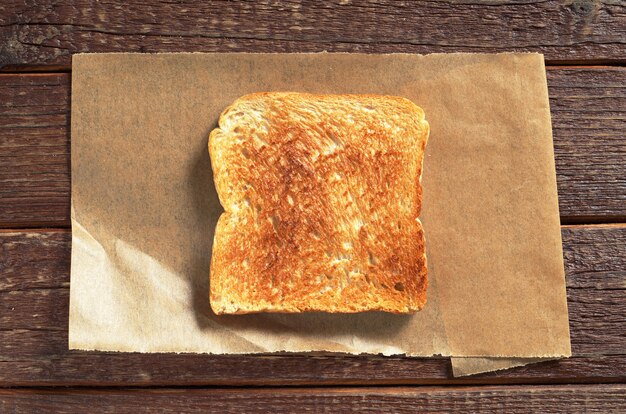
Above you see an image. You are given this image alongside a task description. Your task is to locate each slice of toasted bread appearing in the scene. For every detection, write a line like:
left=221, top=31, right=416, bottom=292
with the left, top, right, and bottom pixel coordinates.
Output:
left=209, top=93, right=429, bottom=314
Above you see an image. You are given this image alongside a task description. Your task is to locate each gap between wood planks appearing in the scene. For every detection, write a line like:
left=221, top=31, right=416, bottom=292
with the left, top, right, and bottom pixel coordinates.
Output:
left=1, top=61, right=626, bottom=74
left=0, top=381, right=626, bottom=395
left=5, top=217, right=626, bottom=231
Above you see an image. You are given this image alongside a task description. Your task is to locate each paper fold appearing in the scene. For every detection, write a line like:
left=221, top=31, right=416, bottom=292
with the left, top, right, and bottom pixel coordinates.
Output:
left=451, top=357, right=556, bottom=377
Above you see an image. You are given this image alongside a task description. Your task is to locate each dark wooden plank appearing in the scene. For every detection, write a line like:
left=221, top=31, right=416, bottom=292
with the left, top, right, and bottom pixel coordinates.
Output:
left=0, top=229, right=69, bottom=292
left=549, top=69, right=626, bottom=223
left=0, top=74, right=70, bottom=228
left=0, top=225, right=624, bottom=386
left=1, top=0, right=625, bottom=69
left=562, top=224, right=626, bottom=356
left=0, top=69, right=624, bottom=228
left=1, top=385, right=626, bottom=413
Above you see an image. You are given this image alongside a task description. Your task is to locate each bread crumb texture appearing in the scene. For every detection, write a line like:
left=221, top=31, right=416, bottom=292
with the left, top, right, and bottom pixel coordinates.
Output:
left=209, top=93, right=429, bottom=314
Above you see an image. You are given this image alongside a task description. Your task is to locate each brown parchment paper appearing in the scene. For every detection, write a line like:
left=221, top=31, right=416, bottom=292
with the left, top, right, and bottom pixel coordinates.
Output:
left=69, top=53, right=571, bottom=375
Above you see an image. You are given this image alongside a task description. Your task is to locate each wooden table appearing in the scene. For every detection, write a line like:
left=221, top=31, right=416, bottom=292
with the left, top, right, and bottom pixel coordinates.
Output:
left=1, top=1, right=625, bottom=412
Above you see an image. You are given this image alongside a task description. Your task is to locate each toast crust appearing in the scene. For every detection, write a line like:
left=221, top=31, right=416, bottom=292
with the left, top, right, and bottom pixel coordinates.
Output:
left=209, top=93, right=429, bottom=314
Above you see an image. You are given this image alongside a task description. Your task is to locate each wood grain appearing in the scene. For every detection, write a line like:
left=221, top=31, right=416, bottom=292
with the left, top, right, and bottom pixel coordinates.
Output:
left=549, top=68, right=626, bottom=223
left=1, top=0, right=625, bottom=69
left=0, top=74, right=70, bottom=228
left=2, top=385, right=626, bottom=413
left=0, top=225, right=624, bottom=386
left=1, top=68, right=624, bottom=228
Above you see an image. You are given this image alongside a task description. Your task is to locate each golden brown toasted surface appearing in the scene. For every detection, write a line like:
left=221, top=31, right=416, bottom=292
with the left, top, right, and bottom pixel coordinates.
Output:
left=209, top=93, right=429, bottom=314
